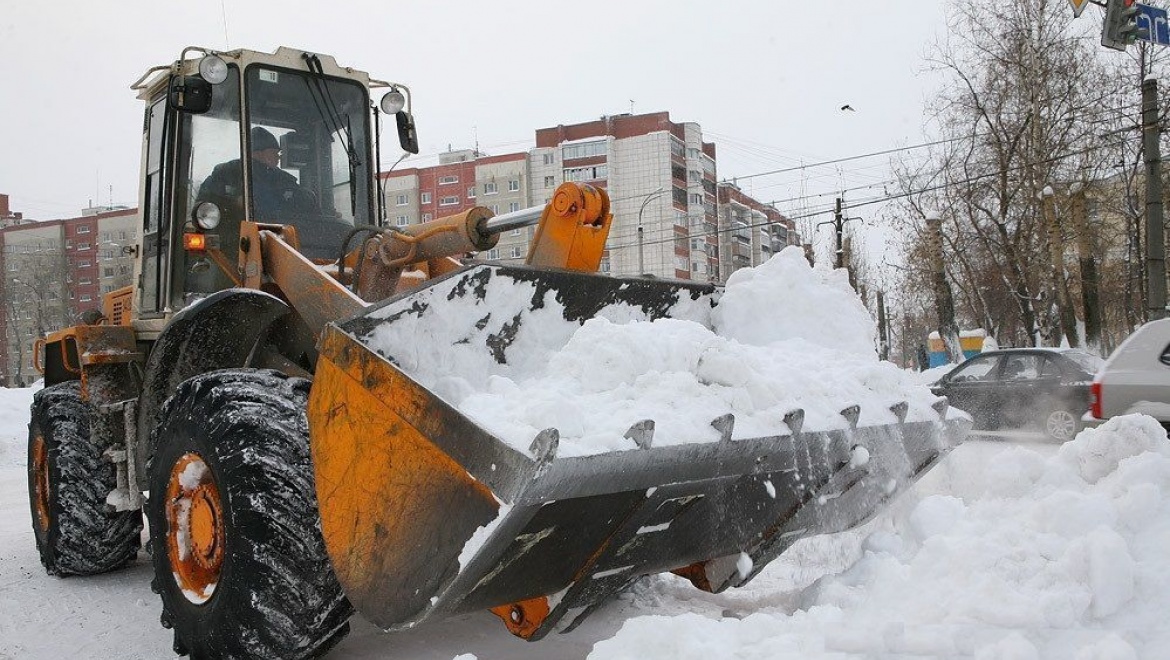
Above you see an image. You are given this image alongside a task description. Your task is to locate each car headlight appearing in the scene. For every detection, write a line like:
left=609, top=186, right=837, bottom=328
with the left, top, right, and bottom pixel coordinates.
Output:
left=198, top=55, right=229, bottom=85
left=193, top=202, right=221, bottom=230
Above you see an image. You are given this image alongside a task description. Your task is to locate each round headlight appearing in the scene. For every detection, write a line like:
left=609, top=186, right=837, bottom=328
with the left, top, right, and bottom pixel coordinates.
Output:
left=193, top=202, right=221, bottom=230
left=198, top=55, right=229, bottom=85
left=380, top=88, right=406, bottom=114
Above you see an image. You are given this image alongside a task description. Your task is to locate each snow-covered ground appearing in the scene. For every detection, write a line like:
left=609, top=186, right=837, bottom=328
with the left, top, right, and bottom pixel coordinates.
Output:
left=2, top=250, right=1167, bottom=658
left=3, top=384, right=1167, bottom=658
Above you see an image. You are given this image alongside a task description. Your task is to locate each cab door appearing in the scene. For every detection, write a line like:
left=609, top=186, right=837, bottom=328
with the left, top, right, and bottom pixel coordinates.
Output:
left=138, top=96, right=175, bottom=316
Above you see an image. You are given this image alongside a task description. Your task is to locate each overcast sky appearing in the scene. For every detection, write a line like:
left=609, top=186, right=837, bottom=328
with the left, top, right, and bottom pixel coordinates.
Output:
left=0, top=1, right=954, bottom=260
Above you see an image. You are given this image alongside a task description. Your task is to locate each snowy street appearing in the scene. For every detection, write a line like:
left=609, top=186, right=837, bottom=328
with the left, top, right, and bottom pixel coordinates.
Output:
left=4, top=378, right=1169, bottom=660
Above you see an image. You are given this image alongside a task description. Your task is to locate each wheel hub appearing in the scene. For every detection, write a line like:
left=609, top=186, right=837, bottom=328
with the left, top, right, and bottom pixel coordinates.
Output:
left=166, top=453, right=224, bottom=604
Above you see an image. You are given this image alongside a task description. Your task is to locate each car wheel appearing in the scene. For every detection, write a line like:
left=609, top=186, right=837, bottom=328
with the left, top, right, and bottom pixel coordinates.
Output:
left=1044, top=408, right=1080, bottom=442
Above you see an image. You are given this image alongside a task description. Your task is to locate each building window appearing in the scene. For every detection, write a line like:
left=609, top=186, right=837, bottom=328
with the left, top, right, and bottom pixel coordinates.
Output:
left=508, top=180, right=519, bottom=192
left=511, top=228, right=521, bottom=236
left=396, top=215, right=408, bottom=226
left=600, top=257, right=611, bottom=273
left=488, top=248, right=500, bottom=260
left=438, top=175, right=459, bottom=185
left=689, top=193, right=702, bottom=205
left=79, top=277, right=93, bottom=285
left=396, top=193, right=408, bottom=206
left=490, top=204, right=499, bottom=214
left=542, top=153, right=554, bottom=165
left=562, top=140, right=606, bottom=160
left=510, top=246, right=524, bottom=259
left=65, top=240, right=73, bottom=249
left=120, top=231, right=128, bottom=240
left=544, top=175, right=555, bottom=187
left=104, top=267, right=115, bottom=277
left=564, top=165, right=608, bottom=182
left=421, top=192, right=431, bottom=204
left=80, top=295, right=92, bottom=302
left=687, top=148, right=700, bottom=159
left=423, top=213, right=432, bottom=221
left=508, top=202, right=520, bottom=213
left=440, top=196, right=459, bottom=206
left=78, top=242, right=91, bottom=250
left=77, top=225, right=90, bottom=234
left=467, top=187, right=476, bottom=199
left=484, top=182, right=498, bottom=195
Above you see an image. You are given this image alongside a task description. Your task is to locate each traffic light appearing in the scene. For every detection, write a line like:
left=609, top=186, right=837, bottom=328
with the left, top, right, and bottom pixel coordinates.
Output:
left=1102, top=0, right=1149, bottom=51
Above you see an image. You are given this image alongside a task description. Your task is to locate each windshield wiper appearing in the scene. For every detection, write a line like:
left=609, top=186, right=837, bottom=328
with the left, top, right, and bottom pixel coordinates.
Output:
left=302, top=52, right=360, bottom=217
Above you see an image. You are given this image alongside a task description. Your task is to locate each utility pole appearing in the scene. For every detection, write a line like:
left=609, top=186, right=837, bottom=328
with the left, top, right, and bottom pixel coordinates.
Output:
left=834, top=197, right=844, bottom=270
left=1143, top=77, right=1166, bottom=320
left=877, top=290, right=889, bottom=361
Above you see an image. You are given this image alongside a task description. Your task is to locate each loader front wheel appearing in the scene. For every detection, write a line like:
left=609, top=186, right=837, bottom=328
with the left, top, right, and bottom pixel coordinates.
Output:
left=27, top=380, right=142, bottom=576
left=147, top=370, right=352, bottom=660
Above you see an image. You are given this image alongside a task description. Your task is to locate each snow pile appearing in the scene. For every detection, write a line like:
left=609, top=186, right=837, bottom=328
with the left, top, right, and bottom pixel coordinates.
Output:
left=590, top=414, right=1170, bottom=659
left=712, top=250, right=875, bottom=357
left=0, top=386, right=35, bottom=469
left=371, top=248, right=946, bottom=457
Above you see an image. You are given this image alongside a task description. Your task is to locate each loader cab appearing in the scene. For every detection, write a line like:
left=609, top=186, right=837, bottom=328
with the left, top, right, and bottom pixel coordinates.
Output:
left=132, top=47, right=415, bottom=322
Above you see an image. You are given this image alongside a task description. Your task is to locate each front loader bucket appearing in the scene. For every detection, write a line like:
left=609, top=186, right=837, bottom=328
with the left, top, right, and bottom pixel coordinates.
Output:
left=308, top=264, right=970, bottom=639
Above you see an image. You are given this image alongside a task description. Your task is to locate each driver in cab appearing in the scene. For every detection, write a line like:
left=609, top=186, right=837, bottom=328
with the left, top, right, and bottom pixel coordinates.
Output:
left=198, top=126, right=318, bottom=222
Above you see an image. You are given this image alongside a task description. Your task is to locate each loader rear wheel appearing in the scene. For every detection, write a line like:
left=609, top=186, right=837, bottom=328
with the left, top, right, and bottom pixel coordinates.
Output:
left=27, top=380, right=142, bottom=576
left=147, top=369, right=352, bottom=660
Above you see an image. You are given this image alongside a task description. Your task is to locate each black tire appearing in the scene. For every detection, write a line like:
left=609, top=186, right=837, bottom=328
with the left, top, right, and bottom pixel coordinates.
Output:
left=27, top=380, right=142, bottom=576
left=147, top=369, right=352, bottom=660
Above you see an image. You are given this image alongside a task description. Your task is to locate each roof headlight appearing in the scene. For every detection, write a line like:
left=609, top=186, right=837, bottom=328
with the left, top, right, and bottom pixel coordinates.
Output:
left=198, top=55, right=229, bottom=85
left=193, top=202, right=221, bottom=230
left=380, top=88, right=406, bottom=114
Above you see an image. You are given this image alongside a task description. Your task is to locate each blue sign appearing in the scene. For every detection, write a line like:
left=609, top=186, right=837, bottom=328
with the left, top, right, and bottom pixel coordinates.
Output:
left=1138, top=3, right=1170, bottom=46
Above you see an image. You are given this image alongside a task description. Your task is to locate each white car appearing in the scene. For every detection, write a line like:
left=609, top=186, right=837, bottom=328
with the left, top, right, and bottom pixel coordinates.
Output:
left=1090, top=318, right=1170, bottom=426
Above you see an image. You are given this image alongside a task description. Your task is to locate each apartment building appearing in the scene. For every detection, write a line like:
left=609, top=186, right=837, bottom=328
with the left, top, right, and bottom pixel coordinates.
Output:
left=0, top=203, right=137, bottom=386
left=382, top=112, right=796, bottom=281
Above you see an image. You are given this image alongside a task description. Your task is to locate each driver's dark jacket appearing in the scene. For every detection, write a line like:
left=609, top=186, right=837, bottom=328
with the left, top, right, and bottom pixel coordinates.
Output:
left=197, top=158, right=314, bottom=221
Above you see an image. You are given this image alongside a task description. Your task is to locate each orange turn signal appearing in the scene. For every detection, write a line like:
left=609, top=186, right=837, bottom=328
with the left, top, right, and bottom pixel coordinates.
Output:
left=183, top=232, right=207, bottom=251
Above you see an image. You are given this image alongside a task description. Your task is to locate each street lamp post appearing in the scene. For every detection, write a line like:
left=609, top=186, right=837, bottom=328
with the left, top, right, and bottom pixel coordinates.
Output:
left=637, top=187, right=666, bottom=275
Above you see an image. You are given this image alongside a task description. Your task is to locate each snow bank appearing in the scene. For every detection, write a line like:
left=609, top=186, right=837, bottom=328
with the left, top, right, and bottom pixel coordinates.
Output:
left=590, top=414, right=1170, bottom=659
left=372, top=248, right=944, bottom=457
left=0, top=386, right=36, bottom=469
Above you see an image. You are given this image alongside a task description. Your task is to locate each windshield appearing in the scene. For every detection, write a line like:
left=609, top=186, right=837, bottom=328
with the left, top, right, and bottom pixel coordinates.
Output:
left=244, top=65, right=372, bottom=259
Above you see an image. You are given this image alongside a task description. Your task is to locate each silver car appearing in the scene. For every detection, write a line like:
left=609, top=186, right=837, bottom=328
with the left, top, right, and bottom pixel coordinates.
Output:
left=1090, top=319, right=1170, bottom=425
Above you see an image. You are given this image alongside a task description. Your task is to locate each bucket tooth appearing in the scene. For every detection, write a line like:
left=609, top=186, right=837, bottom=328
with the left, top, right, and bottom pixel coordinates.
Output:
left=931, top=396, right=950, bottom=420
left=783, top=409, right=805, bottom=435
left=530, top=428, right=559, bottom=464
left=711, top=414, right=736, bottom=443
left=839, top=405, right=861, bottom=430
left=889, top=401, right=909, bottom=424
left=624, top=420, right=656, bottom=449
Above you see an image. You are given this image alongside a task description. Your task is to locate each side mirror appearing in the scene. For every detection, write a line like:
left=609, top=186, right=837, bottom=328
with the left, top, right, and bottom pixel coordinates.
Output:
left=168, top=75, right=212, bottom=114
left=396, top=111, right=419, bottom=154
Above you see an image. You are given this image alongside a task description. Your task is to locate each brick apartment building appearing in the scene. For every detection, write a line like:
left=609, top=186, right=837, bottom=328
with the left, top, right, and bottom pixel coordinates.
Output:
left=0, top=197, right=137, bottom=386
left=381, top=112, right=797, bottom=280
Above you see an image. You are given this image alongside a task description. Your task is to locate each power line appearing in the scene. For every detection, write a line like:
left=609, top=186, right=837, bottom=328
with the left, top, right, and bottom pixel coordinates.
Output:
left=604, top=137, right=1131, bottom=253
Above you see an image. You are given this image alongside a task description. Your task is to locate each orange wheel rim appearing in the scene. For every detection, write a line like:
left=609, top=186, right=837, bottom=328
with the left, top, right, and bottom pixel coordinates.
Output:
left=166, top=453, right=225, bottom=604
left=32, top=433, right=50, bottom=533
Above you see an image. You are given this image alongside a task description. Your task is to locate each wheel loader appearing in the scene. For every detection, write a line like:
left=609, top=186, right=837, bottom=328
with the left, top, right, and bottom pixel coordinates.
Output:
left=26, top=46, right=970, bottom=659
